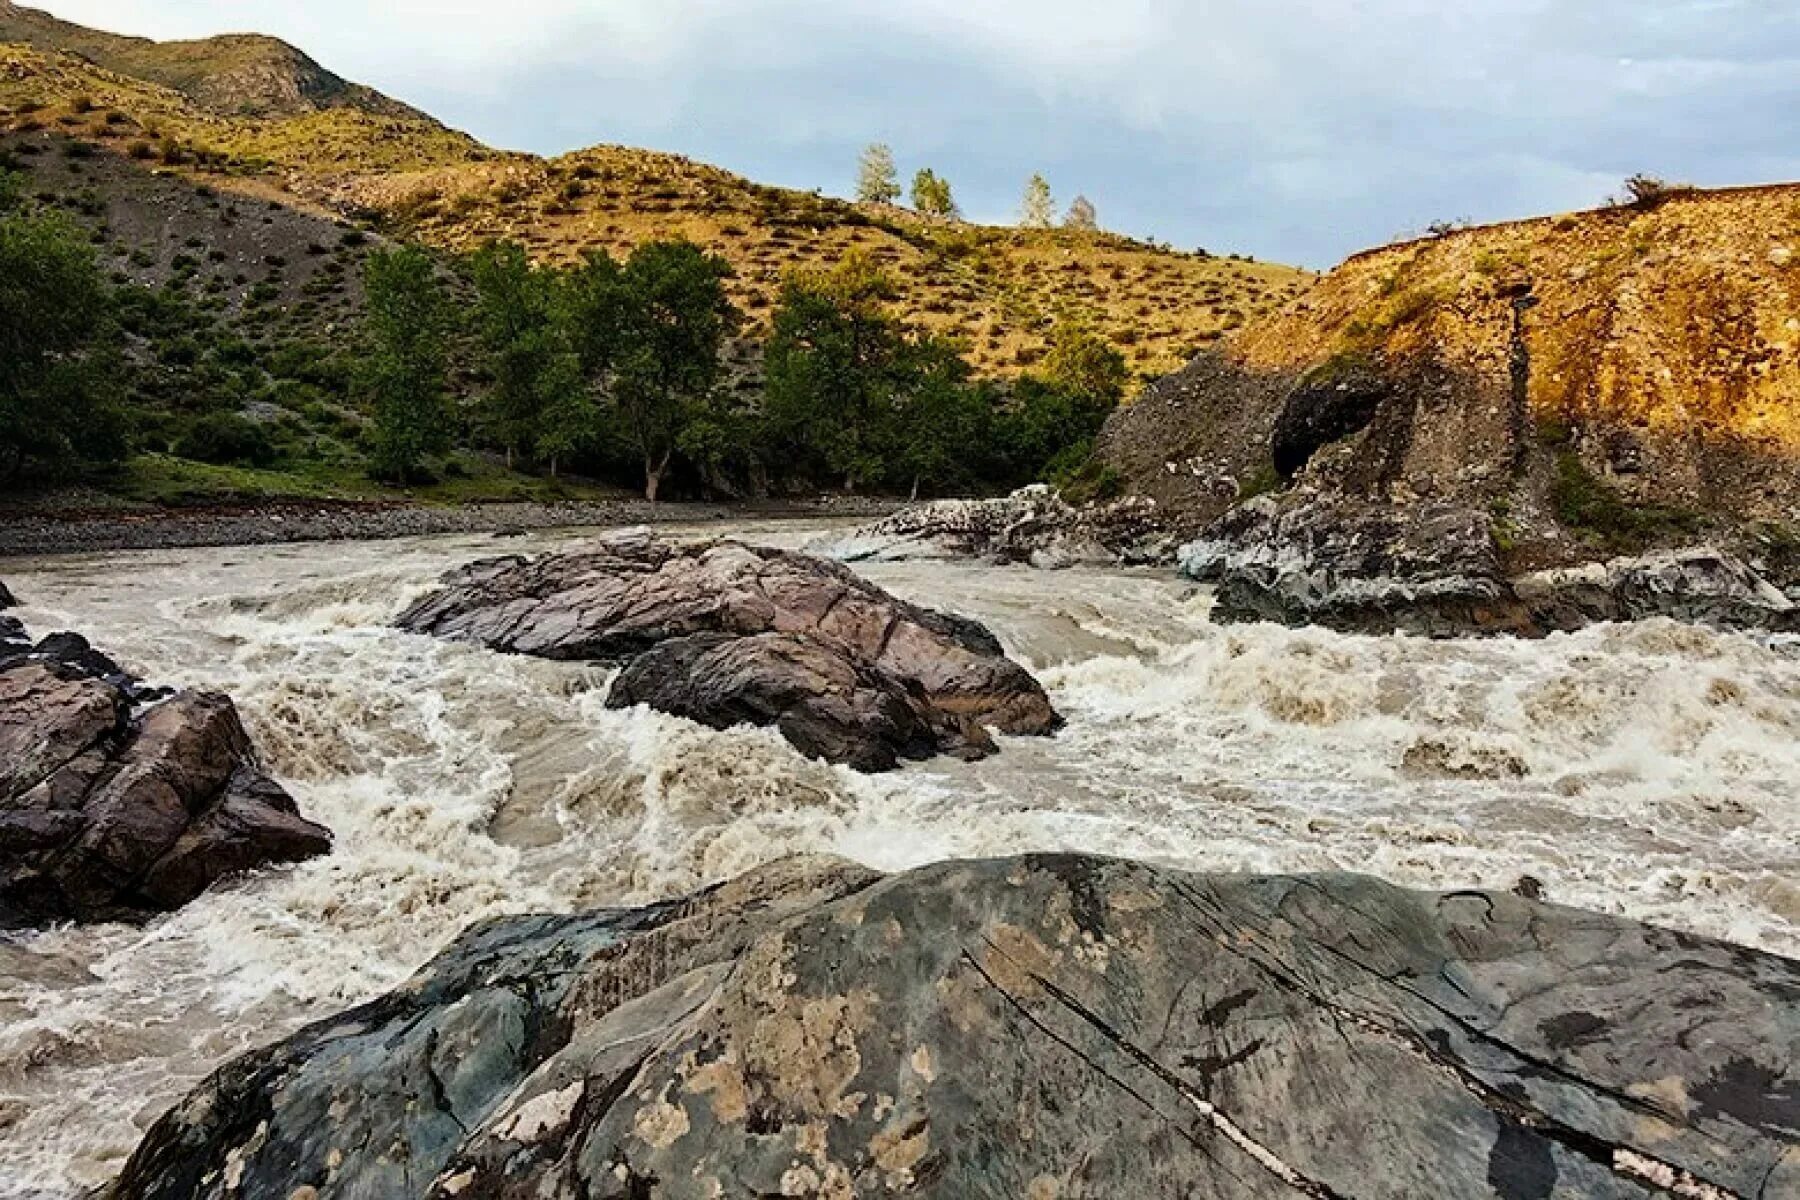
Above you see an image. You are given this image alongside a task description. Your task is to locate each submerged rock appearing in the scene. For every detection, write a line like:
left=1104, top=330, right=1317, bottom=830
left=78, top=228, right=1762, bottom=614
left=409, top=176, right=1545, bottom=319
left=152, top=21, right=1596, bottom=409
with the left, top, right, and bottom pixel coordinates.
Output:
left=811, top=485, right=1176, bottom=568
left=397, top=532, right=1061, bottom=770
left=106, top=853, right=1798, bottom=1199
left=0, top=609, right=329, bottom=927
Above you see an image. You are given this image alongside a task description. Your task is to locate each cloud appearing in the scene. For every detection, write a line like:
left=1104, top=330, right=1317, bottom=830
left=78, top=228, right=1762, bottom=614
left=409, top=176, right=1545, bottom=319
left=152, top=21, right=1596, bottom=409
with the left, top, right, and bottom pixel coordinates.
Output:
left=33, top=0, right=1800, bottom=265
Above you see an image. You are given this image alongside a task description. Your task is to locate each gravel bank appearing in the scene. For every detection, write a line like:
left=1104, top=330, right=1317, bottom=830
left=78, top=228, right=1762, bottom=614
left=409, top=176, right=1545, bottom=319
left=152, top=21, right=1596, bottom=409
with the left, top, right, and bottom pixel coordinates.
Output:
left=0, top=498, right=901, bottom=557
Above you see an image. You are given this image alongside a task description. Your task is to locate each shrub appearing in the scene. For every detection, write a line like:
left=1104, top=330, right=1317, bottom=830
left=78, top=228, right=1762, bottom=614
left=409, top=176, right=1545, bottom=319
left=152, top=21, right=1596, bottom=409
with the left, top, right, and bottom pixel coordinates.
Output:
left=173, top=412, right=277, bottom=467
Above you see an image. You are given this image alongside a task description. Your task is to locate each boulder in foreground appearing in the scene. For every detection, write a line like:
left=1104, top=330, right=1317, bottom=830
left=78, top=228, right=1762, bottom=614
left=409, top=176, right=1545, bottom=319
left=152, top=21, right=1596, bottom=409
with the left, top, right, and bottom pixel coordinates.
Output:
left=105, top=852, right=1796, bottom=1199
left=0, top=589, right=330, bottom=927
left=397, top=532, right=1062, bottom=770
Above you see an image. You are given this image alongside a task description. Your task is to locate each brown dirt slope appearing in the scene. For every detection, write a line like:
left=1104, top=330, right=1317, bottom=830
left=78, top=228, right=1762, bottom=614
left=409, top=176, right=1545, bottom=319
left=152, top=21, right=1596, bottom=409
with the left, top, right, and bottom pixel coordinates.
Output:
left=1, top=9, right=1307, bottom=380
left=1102, top=184, right=1800, bottom=545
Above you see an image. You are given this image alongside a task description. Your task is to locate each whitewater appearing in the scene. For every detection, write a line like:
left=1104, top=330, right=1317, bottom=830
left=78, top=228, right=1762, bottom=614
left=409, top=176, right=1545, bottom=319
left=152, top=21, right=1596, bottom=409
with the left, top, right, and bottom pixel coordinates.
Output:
left=1, top=520, right=1797, bottom=1196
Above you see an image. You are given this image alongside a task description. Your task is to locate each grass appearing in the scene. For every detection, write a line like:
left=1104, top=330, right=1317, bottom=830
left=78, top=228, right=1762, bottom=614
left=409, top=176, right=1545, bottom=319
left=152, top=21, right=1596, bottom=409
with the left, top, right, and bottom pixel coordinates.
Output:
left=1550, top=451, right=1703, bottom=549
left=99, top=453, right=630, bottom=508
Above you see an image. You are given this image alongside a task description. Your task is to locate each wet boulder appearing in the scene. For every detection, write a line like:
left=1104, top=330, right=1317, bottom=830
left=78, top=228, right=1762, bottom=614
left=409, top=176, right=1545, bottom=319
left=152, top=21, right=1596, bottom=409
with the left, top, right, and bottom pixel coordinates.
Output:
left=1180, top=494, right=1534, bottom=636
left=1181, top=495, right=1800, bottom=638
left=398, top=532, right=1061, bottom=769
left=0, top=617, right=329, bottom=927
left=106, top=853, right=1798, bottom=1200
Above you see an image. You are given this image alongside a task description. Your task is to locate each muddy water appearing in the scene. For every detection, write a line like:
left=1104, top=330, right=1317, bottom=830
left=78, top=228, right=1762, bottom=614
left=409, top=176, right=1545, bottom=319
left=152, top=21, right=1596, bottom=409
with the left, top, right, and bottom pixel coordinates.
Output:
left=2, top=521, right=1797, bottom=1196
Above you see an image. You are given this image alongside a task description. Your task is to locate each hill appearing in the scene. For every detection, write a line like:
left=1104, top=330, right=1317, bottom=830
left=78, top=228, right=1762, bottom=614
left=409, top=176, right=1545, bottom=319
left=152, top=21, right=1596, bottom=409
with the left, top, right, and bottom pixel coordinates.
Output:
left=0, top=5, right=1306, bottom=381
left=1097, top=182, right=1800, bottom=629
left=0, top=0, right=434, bottom=120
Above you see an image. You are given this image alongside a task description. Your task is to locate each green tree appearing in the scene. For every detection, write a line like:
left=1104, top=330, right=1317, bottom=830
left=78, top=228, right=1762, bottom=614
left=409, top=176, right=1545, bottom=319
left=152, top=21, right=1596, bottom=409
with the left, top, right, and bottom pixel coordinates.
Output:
left=911, top=169, right=958, bottom=220
left=991, top=322, right=1130, bottom=487
left=1020, top=173, right=1055, bottom=228
left=1064, top=194, right=1098, bottom=231
left=0, top=175, right=124, bottom=482
left=542, top=247, right=626, bottom=473
left=856, top=143, right=901, bottom=205
left=610, top=240, right=738, bottom=501
left=358, top=245, right=452, bottom=482
left=1042, top=320, right=1130, bottom=407
left=471, top=240, right=576, bottom=469
left=765, top=253, right=907, bottom=490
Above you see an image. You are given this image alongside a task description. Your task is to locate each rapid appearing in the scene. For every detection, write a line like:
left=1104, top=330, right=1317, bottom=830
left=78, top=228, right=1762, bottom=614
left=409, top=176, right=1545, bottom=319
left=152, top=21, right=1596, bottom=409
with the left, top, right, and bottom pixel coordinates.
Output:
left=2, top=520, right=1797, bottom=1197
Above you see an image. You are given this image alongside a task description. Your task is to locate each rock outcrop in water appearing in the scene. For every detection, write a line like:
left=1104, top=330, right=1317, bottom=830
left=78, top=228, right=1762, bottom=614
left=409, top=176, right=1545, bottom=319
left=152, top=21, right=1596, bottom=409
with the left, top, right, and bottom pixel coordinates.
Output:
left=397, top=532, right=1062, bottom=771
left=811, top=485, right=1176, bottom=569
left=106, top=853, right=1798, bottom=1199
left=1181, top=496, right=1800, bottom=637
left=0, top=588, right=330, bottom=927
left=1098, top=185, right=1800, bottom=636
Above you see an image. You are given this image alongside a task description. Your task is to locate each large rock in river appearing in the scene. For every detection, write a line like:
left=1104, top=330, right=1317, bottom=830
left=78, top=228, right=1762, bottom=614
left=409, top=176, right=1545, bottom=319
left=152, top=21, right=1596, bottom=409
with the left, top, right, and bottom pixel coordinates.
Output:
left=0, top=592, right=330, bottom=927
left=105, top=853, right=1797, bottom=1199
left=397, top=532, right=1062, bottom=770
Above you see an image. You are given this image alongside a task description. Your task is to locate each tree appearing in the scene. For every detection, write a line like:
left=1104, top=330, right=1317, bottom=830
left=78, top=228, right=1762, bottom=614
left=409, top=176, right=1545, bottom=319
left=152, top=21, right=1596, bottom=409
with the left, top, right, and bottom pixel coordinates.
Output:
left=1042, top=320, right=1130, bottom=407
left=1064, top=194, right=1098, bottom=231
left=610, top=240, right=738, bottom=501
left=1020, top=173, right=1055, bottom=228
left=471, top=240, right=576, bottom=469
left=856, top=143, right=901, bottom=205
left=359, top=245, right=453, bottom=482
left=0, top=174, right=125, bottom=483
left=993, top=321, right=1130, bottom=487
left=911, top=169, right=958, bottom=220
left=765, top=253, right=907, bottom=490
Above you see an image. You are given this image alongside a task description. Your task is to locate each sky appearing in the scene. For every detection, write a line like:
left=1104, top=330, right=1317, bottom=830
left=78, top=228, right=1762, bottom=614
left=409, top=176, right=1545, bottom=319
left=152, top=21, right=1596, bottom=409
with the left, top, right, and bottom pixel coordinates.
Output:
left=35, top=0, right=1800, bottom=267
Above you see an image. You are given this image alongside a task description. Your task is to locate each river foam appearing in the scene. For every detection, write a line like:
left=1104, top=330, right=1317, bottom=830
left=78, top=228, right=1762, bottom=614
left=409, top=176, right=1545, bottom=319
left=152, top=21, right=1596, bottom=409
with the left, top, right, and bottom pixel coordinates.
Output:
left=1, top=523, right=1796, bottom=1195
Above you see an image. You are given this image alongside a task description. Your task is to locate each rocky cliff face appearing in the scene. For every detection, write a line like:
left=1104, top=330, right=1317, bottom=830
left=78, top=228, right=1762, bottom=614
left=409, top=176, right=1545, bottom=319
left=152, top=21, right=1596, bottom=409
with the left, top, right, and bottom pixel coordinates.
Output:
left=105, top=853, right=1798, bottom=1199
left=1099, top=185, right=1800, bottom=632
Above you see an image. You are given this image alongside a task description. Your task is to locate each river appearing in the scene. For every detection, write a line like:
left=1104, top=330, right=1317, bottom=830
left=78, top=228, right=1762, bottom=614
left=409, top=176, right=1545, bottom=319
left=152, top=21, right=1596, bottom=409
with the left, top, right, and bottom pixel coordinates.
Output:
left=2, top=520, right=1797, bottom=1196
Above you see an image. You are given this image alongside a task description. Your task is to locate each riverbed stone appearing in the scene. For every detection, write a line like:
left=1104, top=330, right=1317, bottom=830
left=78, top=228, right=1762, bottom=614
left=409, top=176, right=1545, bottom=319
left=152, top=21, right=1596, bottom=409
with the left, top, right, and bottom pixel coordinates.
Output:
left=397, top=532, right=1061, bottom=769
left=104, top=852, right=1799, bottom=1199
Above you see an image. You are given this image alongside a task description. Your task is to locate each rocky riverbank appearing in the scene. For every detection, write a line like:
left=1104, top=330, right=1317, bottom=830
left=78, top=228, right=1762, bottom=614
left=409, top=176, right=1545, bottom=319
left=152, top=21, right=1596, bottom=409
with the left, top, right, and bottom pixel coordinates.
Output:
left=0, top=497, right=902, bottom=557
left=104, top=852, right=1799, bottom=1199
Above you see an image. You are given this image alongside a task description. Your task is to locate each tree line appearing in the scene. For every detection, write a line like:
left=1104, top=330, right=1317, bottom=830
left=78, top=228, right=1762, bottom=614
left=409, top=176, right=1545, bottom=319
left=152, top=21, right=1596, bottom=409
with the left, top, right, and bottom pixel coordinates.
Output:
left=857, top=145, right=1099, bottom=231
left=2, top=164, right=1129, bottom=501
left=363, top=241, right=1130, bottom=499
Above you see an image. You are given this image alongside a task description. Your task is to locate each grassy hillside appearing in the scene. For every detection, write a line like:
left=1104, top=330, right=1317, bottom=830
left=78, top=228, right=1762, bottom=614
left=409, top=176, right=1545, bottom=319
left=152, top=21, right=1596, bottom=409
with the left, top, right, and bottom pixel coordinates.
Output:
left=0, top=12, right=1307, bottom=382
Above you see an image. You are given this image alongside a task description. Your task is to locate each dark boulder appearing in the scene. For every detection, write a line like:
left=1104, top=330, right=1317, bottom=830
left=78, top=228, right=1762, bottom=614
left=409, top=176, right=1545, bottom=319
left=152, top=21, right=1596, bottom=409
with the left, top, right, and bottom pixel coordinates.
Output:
left=611, top=632, right=994, bottom=772
left=1181, top=495, right=1535, bottom=636
left=398, top=532, right=1061, bottom=769
left=0, top=579, right=15, bottom=609
left=105, top=853, right=1798, bottom=1199
left=0, top=615, right=329, bottom=927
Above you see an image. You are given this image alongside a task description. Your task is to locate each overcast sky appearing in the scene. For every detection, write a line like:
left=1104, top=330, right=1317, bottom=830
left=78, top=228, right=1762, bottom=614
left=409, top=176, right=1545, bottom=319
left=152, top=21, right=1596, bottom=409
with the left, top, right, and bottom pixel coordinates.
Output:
left=36, top=0, right=1800, bottom=266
